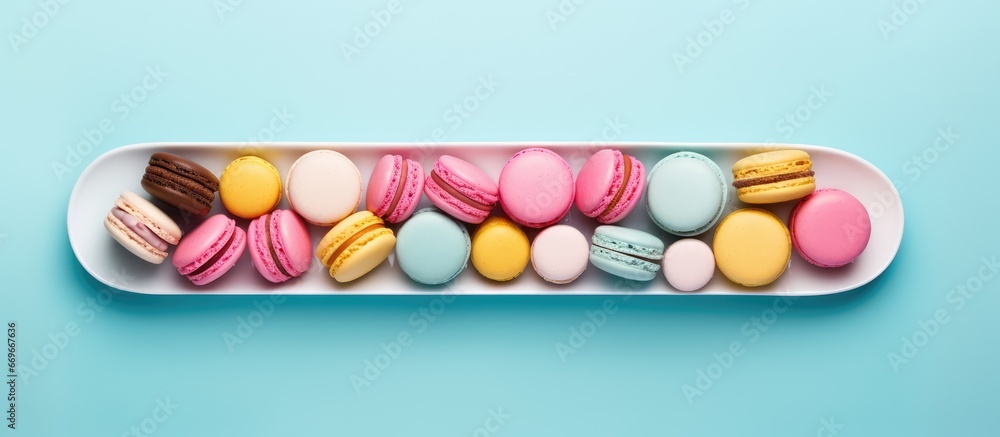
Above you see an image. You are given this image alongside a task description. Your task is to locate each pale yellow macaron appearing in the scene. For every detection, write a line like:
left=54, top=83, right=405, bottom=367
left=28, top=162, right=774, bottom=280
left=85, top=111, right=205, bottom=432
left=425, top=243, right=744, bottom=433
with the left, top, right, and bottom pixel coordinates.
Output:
left=713, top=208, right=791, bottom=287
left=219, top=156, right=282, bottom=219
left=471, top=217, right=530, bottom=281
left=731, top=150, right=816, bottom=204
left=315, top=210, right=396, bottom=283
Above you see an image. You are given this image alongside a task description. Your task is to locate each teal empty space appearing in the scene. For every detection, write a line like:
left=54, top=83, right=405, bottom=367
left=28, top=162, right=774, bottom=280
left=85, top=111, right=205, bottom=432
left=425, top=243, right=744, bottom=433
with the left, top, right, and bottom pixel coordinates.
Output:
left=1, top=0, right=998, bottom=435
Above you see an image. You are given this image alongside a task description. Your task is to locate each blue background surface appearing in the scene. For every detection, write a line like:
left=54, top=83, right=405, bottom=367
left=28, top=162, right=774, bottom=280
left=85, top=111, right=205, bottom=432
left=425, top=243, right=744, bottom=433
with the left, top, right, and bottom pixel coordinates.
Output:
left=2, top=0, right=998, bottom=435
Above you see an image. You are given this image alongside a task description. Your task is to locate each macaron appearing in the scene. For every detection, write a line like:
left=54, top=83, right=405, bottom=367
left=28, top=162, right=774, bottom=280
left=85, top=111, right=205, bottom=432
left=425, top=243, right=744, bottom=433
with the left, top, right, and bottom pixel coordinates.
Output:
left=471, top=217, right=530, bottom=282
left=219, top=156, right=282, bottom=219
left=248, top=210, right=312, bottom=283
left=732, top=150, right=816, bottom=204
left=314, top=211, right=396, bottom=283
left=530, top=225, right=589, bottom=284
left=713, top=209, right=791, bottom=287
left=424, top=155, right=498, bottom=224
left=286, top=150, right=362, bottom=226
left=575, top=149, right=646, bottom=224
left=589, top=225, right=665, bottom=281
left=663, top=239, right=715, bottom=292
left=172, top=214, right=247, bottom=285
left=499, top=148, right=575, bottom=228
left=104, top=191, right=182, bottom=264
left=140, top=152, right=219, bottom=217
left=366, top=154, right=424, bottom=223
left=646, top=152, right=728, bottom=236
left=395, top=208, right=471, bottom=285
left=790, top=188, right=872, bottom=268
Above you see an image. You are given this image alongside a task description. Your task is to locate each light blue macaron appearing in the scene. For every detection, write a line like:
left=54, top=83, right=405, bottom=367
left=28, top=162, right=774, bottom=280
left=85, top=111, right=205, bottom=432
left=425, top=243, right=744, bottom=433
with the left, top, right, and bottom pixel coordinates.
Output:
left=646, top=151, right=728, bottom=236
left=589, top=225, right=665, bottom=281
left=395, top=208, right=471, bottom=285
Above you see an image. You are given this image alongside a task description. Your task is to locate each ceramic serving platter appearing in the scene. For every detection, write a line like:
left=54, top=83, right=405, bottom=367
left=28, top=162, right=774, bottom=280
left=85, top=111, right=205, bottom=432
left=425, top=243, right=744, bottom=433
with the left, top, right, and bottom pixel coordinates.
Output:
left=67, top=142, right=904, bottom=296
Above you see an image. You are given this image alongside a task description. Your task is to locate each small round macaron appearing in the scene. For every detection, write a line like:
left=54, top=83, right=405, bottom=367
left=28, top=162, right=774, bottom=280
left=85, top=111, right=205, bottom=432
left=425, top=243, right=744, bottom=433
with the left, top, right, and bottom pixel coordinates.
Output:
left=646, top=152, right=728, bottom=236
left=732, top=150, right=816, bottom=204
left=286, top=150, right=363, bottom=226
left=530, top=225, right=589, bottom=284
left=575, top=149, right=646, bottom=224
left=790, top=188, right=872, bottom=268
left=471, top=217, right=530, bottom=282
left=424, top=155, right=498, bottom=224
left=104, top=191, right=182, bottom=264
left=314, top=211, right=396, bottom=283
left=663, top=239, right=715, bottom=292
left=498, top=148, right=575, bottom=228
left=589, top=225, right=665, bottom=281
left=140, top=152, right=219, bottom=217
left=366, top=154, right=424, bottom=223
left=219, top=156, right=282, bottom=219
left=395, top=208, right=471, bottom=285
left=173, top=214, right=247, bottom=286
left=248, top=209, right=312, bottom=283
left=713, top=209, right=791, bottom=287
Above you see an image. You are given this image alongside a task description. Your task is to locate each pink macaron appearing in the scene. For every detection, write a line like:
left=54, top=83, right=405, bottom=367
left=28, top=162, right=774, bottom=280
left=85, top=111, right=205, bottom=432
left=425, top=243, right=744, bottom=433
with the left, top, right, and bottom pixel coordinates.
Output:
left=790, top=188, right=872, bottom=268
left=498, top=148, right=575, bottom=228
left=366, top=154, right=425, bottom=223
left=424, top=155, right=499, bottom=224
left=172, top=214, right=247, bottom=285
left=248, top=209, right=313, bottom=283
left=575, top=149, right=645, bottom=224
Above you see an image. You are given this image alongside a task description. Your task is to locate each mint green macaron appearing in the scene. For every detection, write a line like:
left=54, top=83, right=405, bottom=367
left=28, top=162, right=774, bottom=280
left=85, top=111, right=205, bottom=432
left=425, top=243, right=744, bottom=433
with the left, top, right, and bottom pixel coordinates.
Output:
left=589, top=225, right=665, bottom=281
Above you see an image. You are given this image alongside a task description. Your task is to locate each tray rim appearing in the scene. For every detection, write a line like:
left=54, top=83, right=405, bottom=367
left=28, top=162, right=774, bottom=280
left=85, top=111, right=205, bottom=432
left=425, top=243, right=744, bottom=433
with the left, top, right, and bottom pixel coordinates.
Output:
left=68, top=141, right=905, bottom=297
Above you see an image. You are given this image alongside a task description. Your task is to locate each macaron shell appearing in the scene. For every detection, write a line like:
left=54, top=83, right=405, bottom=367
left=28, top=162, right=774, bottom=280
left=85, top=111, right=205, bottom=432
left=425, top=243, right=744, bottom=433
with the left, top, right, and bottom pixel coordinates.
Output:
left=713, top=209, right=791, bottom=287
left=663, top=239, right=715, bottom=292
left=574, top=149, right=619, bottom=216
left=424, top=174, right=491, bottom=224
left=366, top=155, right=401, bottom=218
left=173, top=214, right=235, bottom=273
left=530, top=225, right=589, bottom=284
left=395, top=209, right=471, bottom=285
left=387, top=159, right=424, bottom=223
left=790, top=189, right=872, bottom=268
left=220, top=156, right=282, bottom=219
left=498, top=148, right=575, bottom=228
left=737, top=180, right=816, bottom=204
left=434, top=155, right=499, bottom=204
left=599, top=155, right=645, bottom=224
left=104, top=214, right=167, bottom=264
left=331, top=228, right=395, bottom=283
left=286, top=150, right=362, bottom=225
left=248, top=214, right=289, bottom=283
left=471, top=217, right=530, bottom=281
left=271, top=210, right=313, bottom=275
left=646, top=152, right=727, bottom=236
left=188, top=226, right=246, bottom=286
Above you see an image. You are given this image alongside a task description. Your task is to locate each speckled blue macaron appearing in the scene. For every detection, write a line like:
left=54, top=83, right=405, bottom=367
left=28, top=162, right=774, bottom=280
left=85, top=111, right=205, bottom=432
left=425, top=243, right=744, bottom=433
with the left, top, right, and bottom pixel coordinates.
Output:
left=646, top=151, right=728, bottom=236
left=395, top=208, right=471, bottom=285
left=589, top=225, right=665, bottom=281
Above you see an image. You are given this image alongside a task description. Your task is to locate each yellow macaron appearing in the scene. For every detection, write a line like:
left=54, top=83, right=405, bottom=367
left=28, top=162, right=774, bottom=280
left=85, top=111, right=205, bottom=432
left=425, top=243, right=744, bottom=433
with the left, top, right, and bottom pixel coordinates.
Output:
left=315, top=210, right=396, bottom=283
left=471, top=217, right=530, bottom=281
left=731, top=150, right=816, bottom=204
left=219, top=156, right=282, bottom=219
left=713, top=208, right=791, bottom=287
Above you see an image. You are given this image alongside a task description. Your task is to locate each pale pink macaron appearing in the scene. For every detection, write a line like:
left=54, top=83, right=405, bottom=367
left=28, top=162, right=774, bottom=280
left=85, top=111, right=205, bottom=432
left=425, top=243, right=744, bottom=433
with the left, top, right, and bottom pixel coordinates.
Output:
left=498, top=148, right=575, bottom=228
left=248, top=209, right=313, bottom=283
left=285, top=150, right=362, bottom=226
left=663, top=239, right=715, bottom=292
left=790, top=188, right=872, bottom=268
left=172, top=214, right=247, bottom=286
left=575, top=149, right=646, bottom=224
left=366, top=154, right=425, bottom=223
left=424, top=155, right=498, bottom=224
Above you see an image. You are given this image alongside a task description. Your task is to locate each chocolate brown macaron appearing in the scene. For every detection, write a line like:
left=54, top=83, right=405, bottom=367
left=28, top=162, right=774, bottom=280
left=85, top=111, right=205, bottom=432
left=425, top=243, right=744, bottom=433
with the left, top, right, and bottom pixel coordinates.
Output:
left=141, top=152, right=220, bottom=217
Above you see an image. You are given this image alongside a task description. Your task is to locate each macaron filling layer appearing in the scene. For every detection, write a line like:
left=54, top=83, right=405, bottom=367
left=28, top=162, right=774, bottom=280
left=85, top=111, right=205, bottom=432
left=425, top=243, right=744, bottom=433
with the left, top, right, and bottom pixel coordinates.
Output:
left=732, top=170, right=815, bottom=189
left=600, top=155, right=632, bottom=218
left=590, top=246, right=661, bottom=272
left=382, top=158, right=409, bottom=217
left=265, top=213, right=291, bottom=277
left=430, top=171, right=492, bottom=210
left=110, top=207, right=169, bottom=251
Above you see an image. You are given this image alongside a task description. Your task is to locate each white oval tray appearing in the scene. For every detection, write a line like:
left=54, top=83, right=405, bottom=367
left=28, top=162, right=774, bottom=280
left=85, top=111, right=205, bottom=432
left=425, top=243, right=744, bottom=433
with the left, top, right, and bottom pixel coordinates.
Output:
left=68, top=142, right=903, bottom=296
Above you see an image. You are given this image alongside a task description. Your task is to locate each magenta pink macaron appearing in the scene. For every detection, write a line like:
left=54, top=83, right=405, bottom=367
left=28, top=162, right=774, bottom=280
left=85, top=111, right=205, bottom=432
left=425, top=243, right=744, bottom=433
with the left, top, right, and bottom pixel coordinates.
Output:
left=424, top=155, right=499, bottom=224
left=498, top=148, right=575, bottom=228
left=366, top=154, right=425, bottom=223
left=248, top=209, right=313, bottom=283
left=790, top=188, right=872, bottom=268
left=172, top=214, right=247, bottom=285
left=575, top=149, right=645, bottom=224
